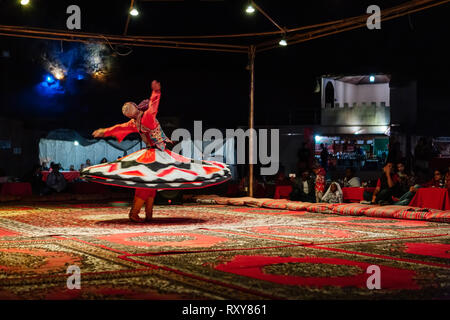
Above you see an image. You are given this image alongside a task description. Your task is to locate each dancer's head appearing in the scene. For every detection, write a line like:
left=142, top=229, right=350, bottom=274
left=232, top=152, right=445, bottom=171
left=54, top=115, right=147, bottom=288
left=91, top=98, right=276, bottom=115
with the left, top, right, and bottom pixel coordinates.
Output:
left=122, top=102, right=140, bottom=119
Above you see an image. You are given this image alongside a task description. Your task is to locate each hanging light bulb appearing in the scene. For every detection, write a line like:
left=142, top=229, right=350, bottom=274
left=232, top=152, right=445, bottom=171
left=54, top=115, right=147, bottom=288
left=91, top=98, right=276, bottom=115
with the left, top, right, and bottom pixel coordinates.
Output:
left=245, top=5, right=255, bottom=14
left=130, top=8, right=139, bottom=16
left=279, top=39, right=288, bottom=46
left=20, top=0, right=30, bottom=5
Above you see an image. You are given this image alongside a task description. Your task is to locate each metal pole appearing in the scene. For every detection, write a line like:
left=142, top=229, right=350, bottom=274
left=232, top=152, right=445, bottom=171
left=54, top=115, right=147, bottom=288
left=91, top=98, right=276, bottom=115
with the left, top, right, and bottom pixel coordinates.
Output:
left=251, top=1, right=286, bottom=33
left=123, top=0, right=135, bottom=36
left=248, top=45, right=256, bottom=197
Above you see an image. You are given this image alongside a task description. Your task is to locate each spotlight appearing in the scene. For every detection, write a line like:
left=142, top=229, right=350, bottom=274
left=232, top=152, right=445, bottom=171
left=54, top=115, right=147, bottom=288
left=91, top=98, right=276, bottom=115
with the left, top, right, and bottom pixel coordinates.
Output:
left=245, top=5, right=255, bottom=14
left=130, top=8, right=139, bottom=16
left=20, top=0, right=30, bottom=6
left=53, top=70, right=65, bottom=80
left=369, top=75, right=375, bottom=83
left=279, top=39, right=288, bottom=46
left=46, top=75, right=55, bottom=83
left=315, top=135, right=322, bottom=143
left=74, top=141, right=79, bottom=146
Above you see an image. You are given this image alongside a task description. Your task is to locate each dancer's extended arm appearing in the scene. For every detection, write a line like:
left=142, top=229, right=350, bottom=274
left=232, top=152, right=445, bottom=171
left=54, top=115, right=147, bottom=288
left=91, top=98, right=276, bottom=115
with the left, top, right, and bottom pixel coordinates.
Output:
left=92, top=120, right=138, bottom=143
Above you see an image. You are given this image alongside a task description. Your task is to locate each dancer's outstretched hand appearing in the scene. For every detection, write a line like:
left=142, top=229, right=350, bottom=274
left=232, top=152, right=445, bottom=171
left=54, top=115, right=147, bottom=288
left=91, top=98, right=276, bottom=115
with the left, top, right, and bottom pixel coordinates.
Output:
left=151, top=80, right=161, bottom=91
left=92, top=128, right=105, bottom=138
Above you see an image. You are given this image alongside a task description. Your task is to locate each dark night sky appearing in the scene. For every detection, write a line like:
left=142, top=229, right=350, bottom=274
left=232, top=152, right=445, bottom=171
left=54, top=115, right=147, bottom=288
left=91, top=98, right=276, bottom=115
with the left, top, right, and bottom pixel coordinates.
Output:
left=1, top=0, right=449, bottom=136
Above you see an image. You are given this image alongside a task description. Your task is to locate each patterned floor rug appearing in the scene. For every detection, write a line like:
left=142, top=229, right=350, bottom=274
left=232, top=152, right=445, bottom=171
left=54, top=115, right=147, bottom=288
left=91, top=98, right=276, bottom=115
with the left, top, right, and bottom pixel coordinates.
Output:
left=0, top=202, right=449, bottom=299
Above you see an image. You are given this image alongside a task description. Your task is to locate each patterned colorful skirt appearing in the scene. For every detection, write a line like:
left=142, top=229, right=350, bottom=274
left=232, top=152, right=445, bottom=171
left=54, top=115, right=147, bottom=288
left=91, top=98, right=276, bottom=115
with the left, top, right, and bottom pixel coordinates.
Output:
left=81, top=148, right=231, bottom=190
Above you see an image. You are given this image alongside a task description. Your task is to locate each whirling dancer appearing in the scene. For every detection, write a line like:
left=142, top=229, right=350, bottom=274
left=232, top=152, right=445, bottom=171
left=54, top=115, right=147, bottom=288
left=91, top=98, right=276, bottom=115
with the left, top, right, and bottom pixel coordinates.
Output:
left=82, top=80, right=231, bottom=222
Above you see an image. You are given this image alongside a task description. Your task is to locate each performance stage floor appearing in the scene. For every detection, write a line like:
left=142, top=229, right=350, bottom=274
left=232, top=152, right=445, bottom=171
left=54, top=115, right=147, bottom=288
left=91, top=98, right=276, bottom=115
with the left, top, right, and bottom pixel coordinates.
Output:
left=0, top=202, right=449, bottom=300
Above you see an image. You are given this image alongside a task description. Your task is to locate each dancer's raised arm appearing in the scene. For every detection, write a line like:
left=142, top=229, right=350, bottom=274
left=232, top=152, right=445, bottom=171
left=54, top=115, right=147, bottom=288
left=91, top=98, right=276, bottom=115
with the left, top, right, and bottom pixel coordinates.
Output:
left=141, top=80, right=161, bottom=130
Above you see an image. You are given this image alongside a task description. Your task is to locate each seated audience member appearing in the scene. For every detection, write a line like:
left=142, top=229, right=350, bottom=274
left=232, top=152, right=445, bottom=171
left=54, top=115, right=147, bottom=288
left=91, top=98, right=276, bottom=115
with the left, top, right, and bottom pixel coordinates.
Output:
left=343, top=167, right=361, bottom=187
left=79, top=164, right=85, bottom=172
left=100, top=157, right=108, bottom=164
left=41, top=162, right=49, bottom=171
left=69, top=165, right=75, bottom=171
left=274, top=167, right=292, bottom=186
left=85, top=159, right=92, bottom=167
left=313, top=164, right=326, bottom=203
left=290, top=170, right=315, bottom=202
left=370, top=162, right=400, bottom=205
left=423, top=169, right=444, bottom=188
left=322, top=182, right=343, bottom=204
left=396, top=162, right=416, bottom=195
left=45, top=163, right=67, bottom=193
left=395, top=169, right=444, bottom=205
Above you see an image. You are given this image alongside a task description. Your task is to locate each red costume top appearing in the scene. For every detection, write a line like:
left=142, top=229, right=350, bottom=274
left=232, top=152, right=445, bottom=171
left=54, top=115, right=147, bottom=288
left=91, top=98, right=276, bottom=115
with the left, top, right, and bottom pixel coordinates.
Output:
left=315, top=167, right=326, bottom=193
left=103, top=90, right=171, bottom=150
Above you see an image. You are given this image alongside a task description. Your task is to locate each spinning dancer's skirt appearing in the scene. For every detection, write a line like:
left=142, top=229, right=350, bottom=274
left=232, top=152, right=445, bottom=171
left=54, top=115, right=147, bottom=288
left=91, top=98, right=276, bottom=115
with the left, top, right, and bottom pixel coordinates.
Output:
left=81, top=148, right=231, bottom=190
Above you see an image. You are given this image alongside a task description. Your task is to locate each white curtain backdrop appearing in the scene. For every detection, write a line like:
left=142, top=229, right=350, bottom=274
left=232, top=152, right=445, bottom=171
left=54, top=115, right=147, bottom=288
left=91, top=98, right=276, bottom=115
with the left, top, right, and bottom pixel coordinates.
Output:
left=179, top=138, right=237, bottom=180
left=39, top=138, right=141, bottom=170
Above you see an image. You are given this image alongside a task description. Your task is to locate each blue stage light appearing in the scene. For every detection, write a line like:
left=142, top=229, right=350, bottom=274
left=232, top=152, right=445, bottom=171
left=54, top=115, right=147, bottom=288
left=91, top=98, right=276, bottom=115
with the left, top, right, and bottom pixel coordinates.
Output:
left=46, top=75, right=55, bottom=83
left=77, top=74, right=84, bottom=80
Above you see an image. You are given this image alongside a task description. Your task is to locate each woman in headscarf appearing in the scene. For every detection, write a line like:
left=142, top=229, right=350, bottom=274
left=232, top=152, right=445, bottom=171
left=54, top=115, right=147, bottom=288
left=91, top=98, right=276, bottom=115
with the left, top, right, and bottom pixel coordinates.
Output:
left=321, top=182, right=343, bottom=204
left=83, top=80, right=231, bottom=222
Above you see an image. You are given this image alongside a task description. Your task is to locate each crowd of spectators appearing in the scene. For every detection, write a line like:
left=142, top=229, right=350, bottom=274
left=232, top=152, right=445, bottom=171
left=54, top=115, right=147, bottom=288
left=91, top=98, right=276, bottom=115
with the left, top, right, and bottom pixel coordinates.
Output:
left=235, top=140, right=450, bottom=206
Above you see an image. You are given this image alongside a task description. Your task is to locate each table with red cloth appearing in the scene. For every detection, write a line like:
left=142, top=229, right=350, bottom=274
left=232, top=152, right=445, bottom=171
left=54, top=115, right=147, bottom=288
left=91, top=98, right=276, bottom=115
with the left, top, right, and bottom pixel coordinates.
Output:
left=1, top=182, right=32, bottom=196
left=342, top=187, right=376, bottom=202
left=274, top=185, right=293, bottom=199
left=409, top=187, right=450, bottom=210
left=42, top=171, right=80, bottom=183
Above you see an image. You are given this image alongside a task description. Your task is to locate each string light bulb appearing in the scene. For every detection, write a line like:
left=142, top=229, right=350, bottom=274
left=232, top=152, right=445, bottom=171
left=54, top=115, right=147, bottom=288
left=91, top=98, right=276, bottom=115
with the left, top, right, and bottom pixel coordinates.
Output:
left=279, top=39, right=288, bottom=46
left=130, top=8, right=139, bottom=16
left=246, top=5, right=255, bottom=14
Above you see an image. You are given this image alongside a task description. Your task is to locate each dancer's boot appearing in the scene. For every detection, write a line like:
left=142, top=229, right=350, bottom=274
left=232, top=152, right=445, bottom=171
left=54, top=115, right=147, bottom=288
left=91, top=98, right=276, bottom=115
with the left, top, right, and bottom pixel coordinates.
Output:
left=129, top=196, right=146, bottom=222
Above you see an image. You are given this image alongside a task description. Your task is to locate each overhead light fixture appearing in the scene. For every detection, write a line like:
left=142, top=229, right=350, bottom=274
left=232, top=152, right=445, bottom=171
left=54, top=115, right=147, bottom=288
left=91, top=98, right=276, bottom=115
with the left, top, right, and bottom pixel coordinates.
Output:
left=20, top=0, right=30, bottom=6
left=130, top=8, right=139, bottom=16
left=279, top=39, right=288, bottom=46
left=74, top=141, right=79, bottom=146
left=245, top=5, right=255, bottom=14
left=369, top=75, right=375, bottom=83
